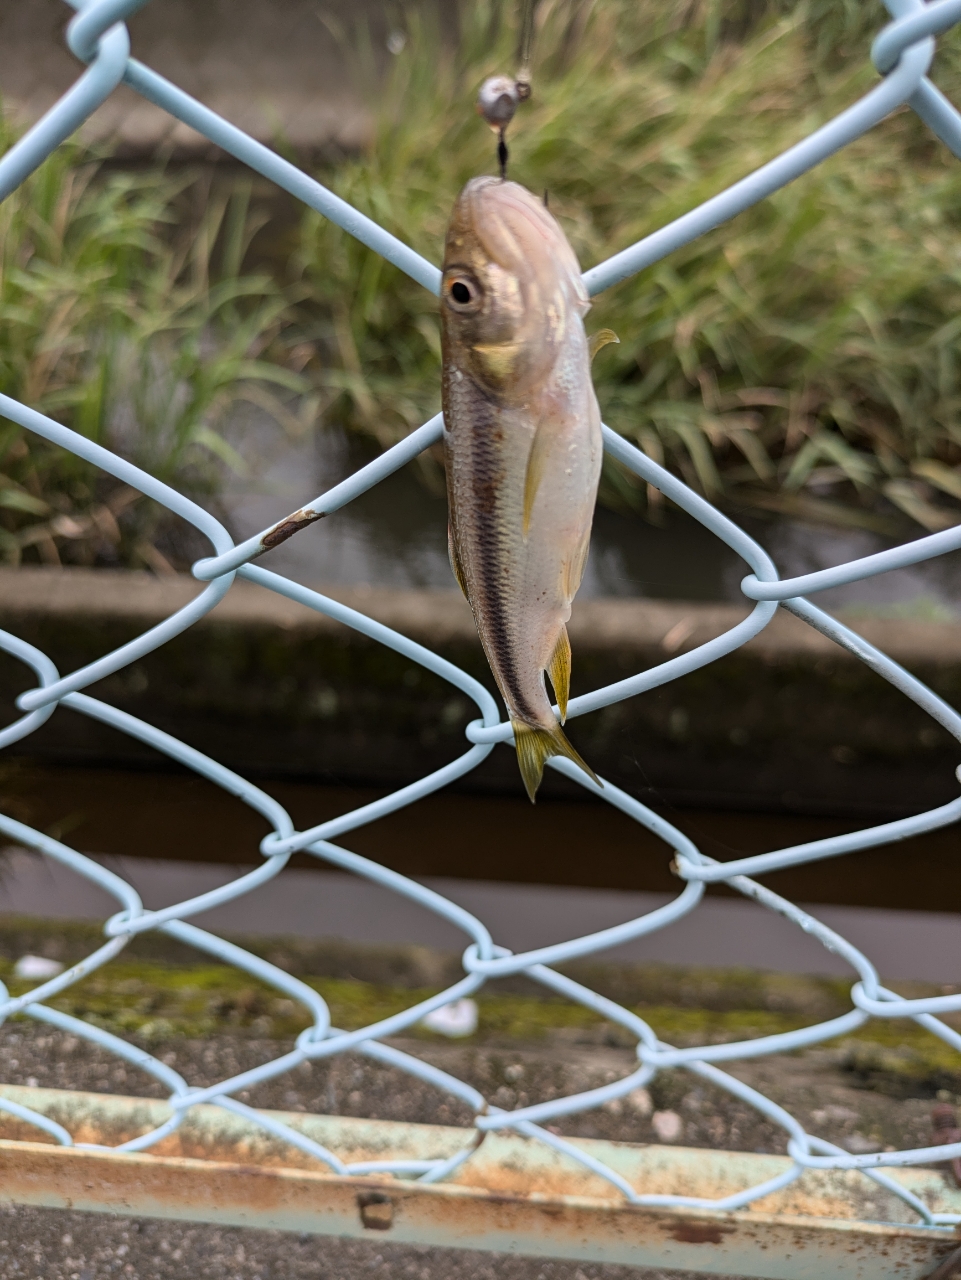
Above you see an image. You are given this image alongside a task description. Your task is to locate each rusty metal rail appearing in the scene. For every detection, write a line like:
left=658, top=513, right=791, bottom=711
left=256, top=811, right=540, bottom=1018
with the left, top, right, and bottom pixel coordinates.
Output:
left=0, top=1085, right=959, bottom=1279
left=4, top=0, right=961, bottom=1272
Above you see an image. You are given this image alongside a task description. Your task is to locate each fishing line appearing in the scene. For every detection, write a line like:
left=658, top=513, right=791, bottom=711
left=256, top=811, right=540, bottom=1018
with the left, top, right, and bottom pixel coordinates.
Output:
left=476, top=0, right=537, bottom=178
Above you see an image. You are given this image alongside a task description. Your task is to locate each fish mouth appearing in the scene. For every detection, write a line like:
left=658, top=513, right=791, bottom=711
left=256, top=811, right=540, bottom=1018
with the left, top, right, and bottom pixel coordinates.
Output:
left=462, top=180, right=558, bottom=266
left=456, top=178, right=588, bottom=313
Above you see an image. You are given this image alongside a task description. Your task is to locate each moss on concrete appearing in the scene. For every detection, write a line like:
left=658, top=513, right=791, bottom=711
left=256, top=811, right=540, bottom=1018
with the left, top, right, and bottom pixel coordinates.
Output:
left=6, top=953, right=959, bottom=1102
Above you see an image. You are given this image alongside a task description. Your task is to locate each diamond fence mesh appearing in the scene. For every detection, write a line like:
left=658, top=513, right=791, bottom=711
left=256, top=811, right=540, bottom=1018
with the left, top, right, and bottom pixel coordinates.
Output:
left=1, top=0, right=961, bottom=1226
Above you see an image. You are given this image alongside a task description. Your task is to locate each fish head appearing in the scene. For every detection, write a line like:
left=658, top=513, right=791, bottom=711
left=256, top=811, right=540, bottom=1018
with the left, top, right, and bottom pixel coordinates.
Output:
left=441, top=177, right=589, bottom=401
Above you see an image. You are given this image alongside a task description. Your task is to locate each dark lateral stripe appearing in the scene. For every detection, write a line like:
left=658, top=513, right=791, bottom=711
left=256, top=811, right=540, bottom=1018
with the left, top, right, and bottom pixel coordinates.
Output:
left=445, top=376, right=542, bottom=724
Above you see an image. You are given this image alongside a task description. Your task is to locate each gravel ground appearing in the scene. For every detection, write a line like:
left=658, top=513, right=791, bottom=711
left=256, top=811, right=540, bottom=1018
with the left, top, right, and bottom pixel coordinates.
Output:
left=0, top=1023, right=944, bottom=1153
left=0, top=1022, right=954, bottom=1280
left=0, top=1205, right=737, bottom=1280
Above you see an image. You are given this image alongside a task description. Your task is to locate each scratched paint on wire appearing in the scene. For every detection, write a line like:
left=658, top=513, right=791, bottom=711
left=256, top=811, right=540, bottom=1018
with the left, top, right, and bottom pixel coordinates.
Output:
left=0, top=0, right=960, bottom=1227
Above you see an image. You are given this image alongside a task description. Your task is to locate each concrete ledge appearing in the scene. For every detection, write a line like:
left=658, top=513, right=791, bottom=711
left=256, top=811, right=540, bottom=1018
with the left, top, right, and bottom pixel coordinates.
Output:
left=0, top=567, right=959, bottom=817
left=2, top=847, right=959, bottom=981
left=6, top=565, right=961, bottom=664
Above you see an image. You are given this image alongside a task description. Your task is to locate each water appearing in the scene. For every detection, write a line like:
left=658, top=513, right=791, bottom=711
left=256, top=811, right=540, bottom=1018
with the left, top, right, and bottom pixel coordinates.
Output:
left=13, top=764, right=961, bottom=914
left=224, top=408, right=961, bottom=615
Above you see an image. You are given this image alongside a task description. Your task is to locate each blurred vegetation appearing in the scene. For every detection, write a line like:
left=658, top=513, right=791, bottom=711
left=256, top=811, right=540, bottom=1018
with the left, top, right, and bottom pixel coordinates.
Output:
left=0, top=119, right=310, bottom=569
left=292, top=0, right=961, bottom=532
left=6, top=0, right=961, bottom=564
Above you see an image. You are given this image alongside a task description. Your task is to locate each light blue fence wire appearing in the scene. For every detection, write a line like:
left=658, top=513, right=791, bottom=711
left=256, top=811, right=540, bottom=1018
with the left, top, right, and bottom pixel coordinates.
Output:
left=1, top=0, right=961, bottom=1226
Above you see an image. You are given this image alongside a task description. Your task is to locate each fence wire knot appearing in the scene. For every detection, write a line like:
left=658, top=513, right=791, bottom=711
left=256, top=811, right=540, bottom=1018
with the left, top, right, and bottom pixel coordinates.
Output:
left=1, top=0, right=961, bottom=1224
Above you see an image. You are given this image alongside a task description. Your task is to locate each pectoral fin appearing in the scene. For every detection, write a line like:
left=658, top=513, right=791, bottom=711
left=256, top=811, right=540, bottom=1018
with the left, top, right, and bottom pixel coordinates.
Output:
left=523, top=417, right=552, bottom=536
left=589, top=328, right=619, bottom=362
left=547, top=625, right=571, bottom=723
left=473, top=341, right=522, bottom=386
left=448, top=524, right=468, bottom=599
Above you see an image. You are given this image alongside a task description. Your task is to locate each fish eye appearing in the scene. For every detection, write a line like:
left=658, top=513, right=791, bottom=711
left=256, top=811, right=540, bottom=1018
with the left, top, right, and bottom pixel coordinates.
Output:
left=444, top=272, right=482, bottom=312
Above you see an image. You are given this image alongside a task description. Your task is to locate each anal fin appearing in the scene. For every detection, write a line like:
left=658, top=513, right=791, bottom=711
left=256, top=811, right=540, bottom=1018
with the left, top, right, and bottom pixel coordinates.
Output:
left=562, top=529, right=591, bottom=600
left=547, top=625, right=571, bottom=723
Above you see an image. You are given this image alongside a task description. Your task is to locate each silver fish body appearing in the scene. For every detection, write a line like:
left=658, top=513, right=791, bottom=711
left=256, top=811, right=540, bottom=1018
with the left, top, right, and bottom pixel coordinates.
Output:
left=440, top=176, right=602, bottom=800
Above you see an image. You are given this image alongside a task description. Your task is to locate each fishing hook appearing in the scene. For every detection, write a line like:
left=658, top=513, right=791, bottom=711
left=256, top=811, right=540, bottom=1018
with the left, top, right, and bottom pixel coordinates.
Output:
left=476, top=0, right=536, bottom=179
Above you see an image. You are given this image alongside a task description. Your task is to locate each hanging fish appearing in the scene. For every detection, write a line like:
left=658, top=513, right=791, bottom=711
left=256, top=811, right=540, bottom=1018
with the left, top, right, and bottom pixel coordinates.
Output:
left=441, top=176, right=616, bottom=800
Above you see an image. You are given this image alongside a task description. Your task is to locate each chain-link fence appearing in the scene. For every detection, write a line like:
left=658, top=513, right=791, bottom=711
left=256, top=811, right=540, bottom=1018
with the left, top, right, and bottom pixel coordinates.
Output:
left=2, top=0, right=961, bottom=1229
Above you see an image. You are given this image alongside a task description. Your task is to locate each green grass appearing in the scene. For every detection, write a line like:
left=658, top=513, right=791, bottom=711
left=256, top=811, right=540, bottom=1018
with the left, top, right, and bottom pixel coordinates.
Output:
left=290, top=0, right=961, bottom=531
left=7, top=0, right=961, bottom=543
left=0, top=125, right=309, bottom=569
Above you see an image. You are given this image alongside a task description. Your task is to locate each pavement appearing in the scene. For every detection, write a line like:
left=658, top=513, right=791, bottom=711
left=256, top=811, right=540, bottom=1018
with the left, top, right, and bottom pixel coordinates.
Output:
left=0, top=1204, right=741, bottom=1280
left=1, top=846, right=959, bottom=981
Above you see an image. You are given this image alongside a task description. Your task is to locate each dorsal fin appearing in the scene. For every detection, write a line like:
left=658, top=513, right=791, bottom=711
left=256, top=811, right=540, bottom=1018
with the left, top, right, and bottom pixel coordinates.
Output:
left=448, top=524, right=469, bottom=598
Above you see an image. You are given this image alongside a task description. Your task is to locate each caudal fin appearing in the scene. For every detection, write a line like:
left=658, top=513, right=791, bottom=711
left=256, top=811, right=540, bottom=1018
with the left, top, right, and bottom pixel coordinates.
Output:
left=512, top=719, right=600, bottom=802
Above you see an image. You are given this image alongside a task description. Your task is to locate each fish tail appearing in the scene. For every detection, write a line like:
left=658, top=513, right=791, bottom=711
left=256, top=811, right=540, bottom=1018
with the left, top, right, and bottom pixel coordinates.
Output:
left=512, top=718, right=600, bottom=803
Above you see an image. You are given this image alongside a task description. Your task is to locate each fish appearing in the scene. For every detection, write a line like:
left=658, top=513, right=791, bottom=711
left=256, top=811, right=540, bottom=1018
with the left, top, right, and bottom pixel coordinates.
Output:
left=440, top=175, right=611, bottom=801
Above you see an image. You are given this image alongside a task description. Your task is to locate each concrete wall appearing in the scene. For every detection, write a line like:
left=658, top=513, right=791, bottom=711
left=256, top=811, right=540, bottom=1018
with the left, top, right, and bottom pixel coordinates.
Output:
left=1, top=566, right=958, bottom=820
left=0, top=0, right=424, bottom=153
left=4, top=847, right=960, bottom=980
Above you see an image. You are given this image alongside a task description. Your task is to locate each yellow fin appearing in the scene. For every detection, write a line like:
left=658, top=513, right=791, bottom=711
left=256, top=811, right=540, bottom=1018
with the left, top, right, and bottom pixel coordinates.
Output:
left=472, top=341, right=522, bottom=386
left=547, top=625, right=571, bottom=723
left=448, top=524, right=468, bottom=599
left=512, top=718, right=599, bottom=803
left=523, top=417, right=552, bottom=536
left=562, top=529, right=591, bottom=599
left=589, top=328, right=619, bottom=362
